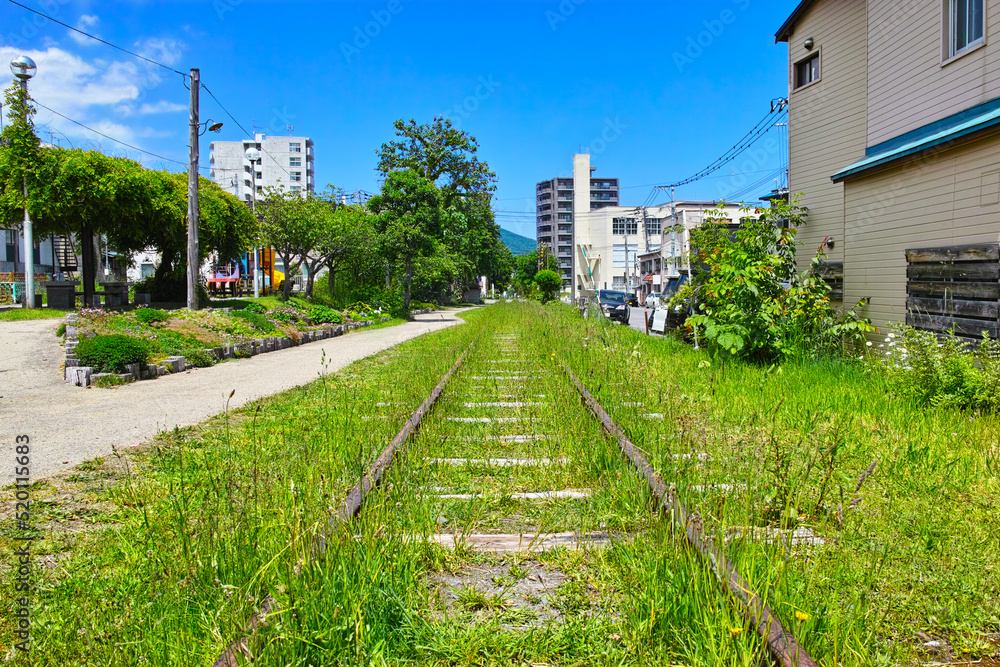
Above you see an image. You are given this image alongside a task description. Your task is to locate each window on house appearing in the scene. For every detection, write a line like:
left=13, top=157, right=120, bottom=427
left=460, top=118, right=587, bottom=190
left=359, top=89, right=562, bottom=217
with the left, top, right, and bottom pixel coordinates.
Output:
left=290, top=185, right=302, bottom=193
left=645, top=218, right=662, bottom=234
left=290, top=157, right=302, bottom=167
left=291, top=171, right=302, bottom=182
left=949, top=0, right=985, bottom=57
left=794, top=53, right=820, bottom=89
left=289, top=142, right=301, bottom=153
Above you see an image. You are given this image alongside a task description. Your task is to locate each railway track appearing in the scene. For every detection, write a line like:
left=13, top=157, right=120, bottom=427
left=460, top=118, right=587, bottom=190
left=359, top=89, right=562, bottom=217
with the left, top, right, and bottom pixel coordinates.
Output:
left=215, top=320, right=816, bottom=666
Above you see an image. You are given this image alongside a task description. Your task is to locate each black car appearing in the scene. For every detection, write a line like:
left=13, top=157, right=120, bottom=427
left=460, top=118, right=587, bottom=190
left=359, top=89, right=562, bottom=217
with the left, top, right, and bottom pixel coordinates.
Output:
left=626, top=293, right=640, bottom=307
left=597, top=289, right=631, bottom=324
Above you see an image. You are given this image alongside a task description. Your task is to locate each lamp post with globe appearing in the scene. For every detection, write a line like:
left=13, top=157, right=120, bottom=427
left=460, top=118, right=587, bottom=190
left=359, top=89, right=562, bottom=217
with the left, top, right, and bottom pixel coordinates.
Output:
left=10, top=55, right=36, bottom=308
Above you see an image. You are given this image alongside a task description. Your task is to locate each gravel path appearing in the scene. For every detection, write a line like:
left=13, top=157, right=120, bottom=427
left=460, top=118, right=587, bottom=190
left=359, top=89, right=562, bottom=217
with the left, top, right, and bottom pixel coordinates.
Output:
left=1, top=311, right=468, bottom=482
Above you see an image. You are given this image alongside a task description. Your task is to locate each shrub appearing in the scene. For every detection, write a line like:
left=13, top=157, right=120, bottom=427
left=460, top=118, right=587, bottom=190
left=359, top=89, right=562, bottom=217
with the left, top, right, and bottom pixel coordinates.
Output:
left=135, top=307, right=170, bottom=324
left=179, top=348, right=217, bottom=368
left=875, top=324, right=1000, bottom=411
left=243, top=302, right=267, bottom=314
left=229, top=310, right=276, bottom=333
left=684, top=198, right=874, bottom=361
left=533, top=270, right=562, bottom=303
left=346, top=301, right=374, bottom=315
left=75, top=334, right=151, bottom=373
left=308, top=305, right=343, bottom=324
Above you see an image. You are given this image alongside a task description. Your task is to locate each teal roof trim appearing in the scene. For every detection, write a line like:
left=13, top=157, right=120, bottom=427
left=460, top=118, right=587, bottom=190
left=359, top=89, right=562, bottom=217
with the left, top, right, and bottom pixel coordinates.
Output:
left=831, top=98, right=1000, bottom=183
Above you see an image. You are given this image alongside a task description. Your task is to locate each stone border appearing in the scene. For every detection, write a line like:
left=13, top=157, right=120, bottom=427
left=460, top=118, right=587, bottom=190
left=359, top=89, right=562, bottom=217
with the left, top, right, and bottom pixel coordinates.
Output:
left=64, top=314, right=391, bottom=388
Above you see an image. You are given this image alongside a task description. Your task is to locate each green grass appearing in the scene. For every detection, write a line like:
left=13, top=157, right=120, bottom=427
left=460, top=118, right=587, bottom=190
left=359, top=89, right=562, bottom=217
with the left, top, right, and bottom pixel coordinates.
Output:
left=3, top=302, right=997, bottom=666
left=0, top=311, right=482, bottom=665
left=0, top=307, right=69, bottom=321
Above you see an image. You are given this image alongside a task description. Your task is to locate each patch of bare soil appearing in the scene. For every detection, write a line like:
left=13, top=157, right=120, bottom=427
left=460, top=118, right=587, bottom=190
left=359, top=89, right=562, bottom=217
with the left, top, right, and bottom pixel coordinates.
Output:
left=426, top=559, right=575, bottom=628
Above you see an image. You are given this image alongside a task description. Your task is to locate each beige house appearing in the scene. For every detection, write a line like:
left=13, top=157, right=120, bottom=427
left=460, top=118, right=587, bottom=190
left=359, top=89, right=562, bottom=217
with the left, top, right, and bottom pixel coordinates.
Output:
left=778, top=0, right=1000, bottom=337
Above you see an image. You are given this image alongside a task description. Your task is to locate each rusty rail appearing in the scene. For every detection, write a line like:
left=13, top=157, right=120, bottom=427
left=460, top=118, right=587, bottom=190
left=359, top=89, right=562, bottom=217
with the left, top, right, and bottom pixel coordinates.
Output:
left=562, top=364, right=818, bottom=667
left=212, top=342, right=475, bottom=667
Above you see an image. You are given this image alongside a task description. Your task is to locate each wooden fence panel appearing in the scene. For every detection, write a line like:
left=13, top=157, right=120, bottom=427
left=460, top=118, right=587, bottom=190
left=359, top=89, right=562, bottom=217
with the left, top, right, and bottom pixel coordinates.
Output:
left=905, top=243, right=1000, bottom=339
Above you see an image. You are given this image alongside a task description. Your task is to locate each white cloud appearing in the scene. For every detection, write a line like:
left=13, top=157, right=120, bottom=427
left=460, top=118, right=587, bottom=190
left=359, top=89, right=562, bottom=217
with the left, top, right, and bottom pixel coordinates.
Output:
left=139, top=100, right=187, bottom=114
left=69, top=15, right=100, bottom=47
left=0, top=42, right=187, bottom=162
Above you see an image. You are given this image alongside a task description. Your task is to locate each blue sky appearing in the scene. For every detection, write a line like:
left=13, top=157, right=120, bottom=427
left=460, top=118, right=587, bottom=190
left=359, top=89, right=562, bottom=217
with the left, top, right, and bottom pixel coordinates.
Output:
left=0, top=0, right=798, bottom=238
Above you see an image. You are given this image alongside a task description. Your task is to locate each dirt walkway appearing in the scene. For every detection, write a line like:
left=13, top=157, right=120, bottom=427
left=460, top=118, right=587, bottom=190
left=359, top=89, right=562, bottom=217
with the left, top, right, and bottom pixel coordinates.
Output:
left=0, top=311, right=469, bottom=482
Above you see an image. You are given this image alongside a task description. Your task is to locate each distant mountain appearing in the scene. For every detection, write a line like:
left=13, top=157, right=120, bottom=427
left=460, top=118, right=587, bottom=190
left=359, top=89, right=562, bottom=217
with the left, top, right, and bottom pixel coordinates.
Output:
left=498, top=227, right=535, bottom=256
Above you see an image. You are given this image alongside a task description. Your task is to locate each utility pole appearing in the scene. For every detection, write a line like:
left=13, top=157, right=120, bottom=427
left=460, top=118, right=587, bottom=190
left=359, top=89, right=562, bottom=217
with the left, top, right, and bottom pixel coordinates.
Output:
left=186, top=67, right=200, bottom=311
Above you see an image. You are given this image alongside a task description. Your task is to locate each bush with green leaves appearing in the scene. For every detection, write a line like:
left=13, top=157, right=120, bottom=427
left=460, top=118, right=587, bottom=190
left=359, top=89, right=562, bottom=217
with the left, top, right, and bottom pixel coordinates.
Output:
left=684, top=198, right=874, bottom=361
left=873, top=324, right=1000, bottom=411
left=134, top=307, right=170, bottom=324
left=178, top=348, right=217, bottom=368
left=307, top=305, right=342, bottom=324
left=533, top=269, right=562, bottom=304
left=242, top=302, right=267, bottom=315
left=228, top=309, right=276, bottom=333
left=75, top=334, right=151, bottom=373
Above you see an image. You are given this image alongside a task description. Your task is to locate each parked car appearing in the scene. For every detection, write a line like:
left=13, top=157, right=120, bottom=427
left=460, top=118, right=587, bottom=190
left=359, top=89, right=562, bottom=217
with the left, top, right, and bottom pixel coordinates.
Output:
left=627, top=293, right=640, bottom=307
left=644, top=292, right=664, bottom=308
left=597, top=289, right=631, bottom=324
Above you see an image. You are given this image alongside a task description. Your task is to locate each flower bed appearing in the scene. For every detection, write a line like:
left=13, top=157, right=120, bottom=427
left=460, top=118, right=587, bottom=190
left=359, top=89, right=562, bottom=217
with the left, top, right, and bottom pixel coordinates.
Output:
left=64, top=303, right=389, bottom=387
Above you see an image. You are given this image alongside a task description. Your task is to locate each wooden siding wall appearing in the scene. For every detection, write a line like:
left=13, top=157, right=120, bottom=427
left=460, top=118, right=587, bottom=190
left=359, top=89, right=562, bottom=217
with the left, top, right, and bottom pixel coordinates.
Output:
left=786, top=0, right=868, bottom=278
left=905, top=243, right=1000, bottom=339
left=867, top=0, right=1000, bottom=146
left=843, top=133, right=1000, bottom=333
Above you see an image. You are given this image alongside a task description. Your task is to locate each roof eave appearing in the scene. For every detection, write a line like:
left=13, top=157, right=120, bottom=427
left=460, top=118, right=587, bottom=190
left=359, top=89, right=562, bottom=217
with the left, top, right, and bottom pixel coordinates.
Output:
left=831, top=120, right=1000, bottom=183
left=775, top=0, right=819, bottom=43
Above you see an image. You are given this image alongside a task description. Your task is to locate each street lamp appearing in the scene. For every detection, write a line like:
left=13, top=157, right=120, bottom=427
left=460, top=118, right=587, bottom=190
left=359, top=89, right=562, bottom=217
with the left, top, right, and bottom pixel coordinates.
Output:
left=10, top=56, right=36, bottom=308
left=245, top=146, right=261, bottom=298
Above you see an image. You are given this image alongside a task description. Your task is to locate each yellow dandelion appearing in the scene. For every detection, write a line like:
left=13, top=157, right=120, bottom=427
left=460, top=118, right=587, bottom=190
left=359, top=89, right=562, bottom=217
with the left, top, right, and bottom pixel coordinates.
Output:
left=729, top=627, right=743, bottom=636
left=794, top=610, right=810, bottom=622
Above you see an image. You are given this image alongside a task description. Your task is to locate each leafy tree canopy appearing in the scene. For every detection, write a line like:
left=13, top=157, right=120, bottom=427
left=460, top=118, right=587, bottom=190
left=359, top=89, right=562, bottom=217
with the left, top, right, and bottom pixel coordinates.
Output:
left=376, top=116, right=496, bottom=207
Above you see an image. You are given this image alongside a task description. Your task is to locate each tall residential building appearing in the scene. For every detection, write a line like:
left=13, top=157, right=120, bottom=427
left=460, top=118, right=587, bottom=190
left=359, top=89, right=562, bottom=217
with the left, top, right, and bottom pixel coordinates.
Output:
left=209, top=133, right=315, bottom=201
left=536, top=154, right=619, bottom=297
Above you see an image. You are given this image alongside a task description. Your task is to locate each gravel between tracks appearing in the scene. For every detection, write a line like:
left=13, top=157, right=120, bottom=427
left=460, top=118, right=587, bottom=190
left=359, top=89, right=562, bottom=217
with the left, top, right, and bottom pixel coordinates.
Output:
left=0, top=310, right=469, bottom=482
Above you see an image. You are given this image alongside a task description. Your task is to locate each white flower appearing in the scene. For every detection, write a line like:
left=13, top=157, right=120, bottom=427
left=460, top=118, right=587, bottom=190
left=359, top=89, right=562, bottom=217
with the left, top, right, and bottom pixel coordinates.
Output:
left=889, top=333, right=896, bottom=338
left=866, top=341, right=873, bottom=347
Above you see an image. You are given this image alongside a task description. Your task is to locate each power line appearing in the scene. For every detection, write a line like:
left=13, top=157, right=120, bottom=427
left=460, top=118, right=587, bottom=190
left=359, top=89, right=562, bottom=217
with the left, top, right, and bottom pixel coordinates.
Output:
left=33, top=100, right=189, bottom=167
left=201, top=83, right=298, bottom=183
left=6, top=0, right=187, bottom=78
left=660, top=100, right=788, bottom=190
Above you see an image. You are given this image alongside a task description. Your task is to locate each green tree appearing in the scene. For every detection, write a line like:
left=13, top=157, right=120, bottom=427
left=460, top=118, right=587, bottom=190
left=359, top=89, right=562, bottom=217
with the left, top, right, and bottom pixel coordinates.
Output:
left=0, top=83, right=41, bottom=228
left=377, top=117, right=508, bottom=302
left=511, top=249, right=557, bottom=296
left=312, top=198, right=372, bottom=300
left=533, top=269, right=562, bottom=303
left=376, top=117, right=496, bottom=206
left=259, top=186, right=323, bottom=300
left=368, top=170, right=442, bottom=313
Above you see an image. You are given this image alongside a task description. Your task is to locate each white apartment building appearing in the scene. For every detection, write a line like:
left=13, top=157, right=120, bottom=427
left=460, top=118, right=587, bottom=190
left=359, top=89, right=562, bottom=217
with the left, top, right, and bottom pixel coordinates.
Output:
left=209, top=133, right=315, bottom=201
left=575, top=201, right=750, bottom=299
